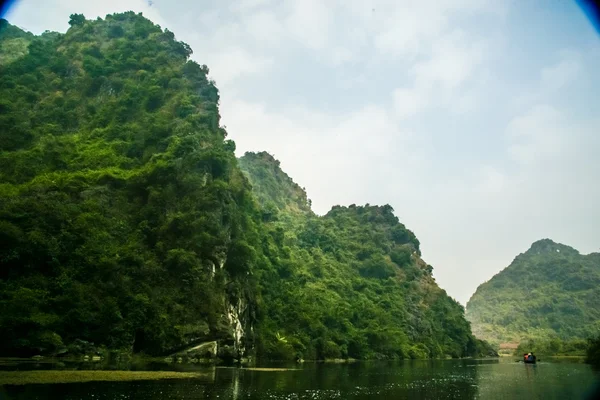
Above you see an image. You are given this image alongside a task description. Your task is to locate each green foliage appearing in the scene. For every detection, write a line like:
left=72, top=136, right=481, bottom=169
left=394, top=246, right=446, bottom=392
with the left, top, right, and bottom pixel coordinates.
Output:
left=586, top=335, right=600, bottom=366
left=515, top=337, right=588, bottom=357
left=0, top=12, right=260, bottom=357
left=238, top=152, right=312, bottom=215
left=68, top=14, right=86, bottom=27
left=0, top=19, right=35, bottom=65
left=466, top=239, right=600, bottom=346
left=240, top=152, right=487, bottom=360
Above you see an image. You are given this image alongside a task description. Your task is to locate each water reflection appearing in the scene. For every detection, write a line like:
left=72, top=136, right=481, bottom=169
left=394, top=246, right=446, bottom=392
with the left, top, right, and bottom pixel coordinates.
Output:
left=0, top=358, right=598, bottom=399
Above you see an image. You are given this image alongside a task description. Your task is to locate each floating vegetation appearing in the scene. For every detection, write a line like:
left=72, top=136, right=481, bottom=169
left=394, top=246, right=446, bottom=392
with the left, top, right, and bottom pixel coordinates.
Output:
left=0, top=370, right=214, bottom=385
left=218, top=367, right=300, bottom=371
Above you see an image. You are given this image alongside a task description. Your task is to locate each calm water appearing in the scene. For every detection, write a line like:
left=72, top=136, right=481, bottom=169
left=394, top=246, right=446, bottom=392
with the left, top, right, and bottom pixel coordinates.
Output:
left=1, top=358, right=598, bottom=400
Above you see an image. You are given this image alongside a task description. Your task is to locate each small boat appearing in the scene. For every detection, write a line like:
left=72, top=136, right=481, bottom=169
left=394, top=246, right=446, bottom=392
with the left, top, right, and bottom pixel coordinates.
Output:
left=523, top=353, right=537, bottom=364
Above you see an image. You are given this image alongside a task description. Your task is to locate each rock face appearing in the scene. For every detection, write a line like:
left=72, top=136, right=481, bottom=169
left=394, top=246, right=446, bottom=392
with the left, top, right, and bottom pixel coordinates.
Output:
left=466, top=239, right=600, bottom=345
left=227, top=298, right=246, bottom=359
left=171, top=341, right=217, bottom=359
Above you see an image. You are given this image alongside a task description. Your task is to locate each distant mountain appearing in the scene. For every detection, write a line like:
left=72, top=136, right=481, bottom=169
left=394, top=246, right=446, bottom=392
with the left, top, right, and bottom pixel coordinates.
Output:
left=466, top=239, right=600, bottom=345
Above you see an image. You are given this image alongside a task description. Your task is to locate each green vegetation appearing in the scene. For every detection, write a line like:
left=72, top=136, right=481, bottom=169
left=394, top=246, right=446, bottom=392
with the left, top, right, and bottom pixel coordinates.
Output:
left=240, top=152, right=495, bottom=360
left=515, top=338, right=588, bottom=357
left=466, top=239, right=600, bottom=356
left=586, top=335, right=600, bottom=367
left=0, top=18, right=35, bottom=65
left=0, top=14, right=492, bottom=361
left=0, top=370, right=213, bottom=385
left=0, top=13, right=262, bottom=357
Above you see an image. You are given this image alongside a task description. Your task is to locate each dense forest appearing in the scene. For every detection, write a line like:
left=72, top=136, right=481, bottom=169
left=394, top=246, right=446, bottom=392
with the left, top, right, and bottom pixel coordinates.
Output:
left=240, top=152, right=495, bottom=360
left=466, top=239, right=600, bottom=355
left=0, top=13, right=493, bottom=361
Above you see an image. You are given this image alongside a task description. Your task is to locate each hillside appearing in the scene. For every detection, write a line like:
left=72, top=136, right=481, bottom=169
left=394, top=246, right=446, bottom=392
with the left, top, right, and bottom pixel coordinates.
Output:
left=0, top=18, right=35, bottom=65
left=240, top=152, right=495, bottom=360
left=238, top=152, right=312, bottom=216
left=466, top=239, right=600, bottom=347
left=0, top=13, right=262, bottom=358
left=0, top=13, right=492, bottom=361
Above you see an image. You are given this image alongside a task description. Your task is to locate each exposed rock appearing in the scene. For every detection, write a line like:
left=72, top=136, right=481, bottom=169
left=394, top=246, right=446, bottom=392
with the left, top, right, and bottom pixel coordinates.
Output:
left=170, top=341, right=217, bottom=359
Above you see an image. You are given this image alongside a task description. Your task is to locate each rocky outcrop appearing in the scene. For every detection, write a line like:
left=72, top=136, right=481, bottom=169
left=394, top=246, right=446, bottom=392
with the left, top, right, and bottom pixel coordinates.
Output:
left=170, top=340, right=217, bottom=360
left=168, top=293, right=255, bottom=364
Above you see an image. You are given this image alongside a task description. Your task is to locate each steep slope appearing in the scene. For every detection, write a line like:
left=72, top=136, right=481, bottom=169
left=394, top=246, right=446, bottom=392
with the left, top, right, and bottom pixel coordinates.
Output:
left=0, top=14, right=262, bottom=358
left=238, top=152, right=312, bottom=216
left=239, top=152, right=495, bottom=360
left=466, top=239, right=600, bottom=345
left=0, top=18, right=35, bottom=65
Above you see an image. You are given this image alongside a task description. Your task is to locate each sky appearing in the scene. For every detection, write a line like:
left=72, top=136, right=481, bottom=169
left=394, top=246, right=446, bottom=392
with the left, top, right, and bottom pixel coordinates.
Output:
left=4, top=0, right=600, bottom=305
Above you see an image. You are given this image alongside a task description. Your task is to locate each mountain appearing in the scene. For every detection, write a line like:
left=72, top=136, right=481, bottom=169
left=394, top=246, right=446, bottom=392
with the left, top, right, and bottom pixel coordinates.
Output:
left=239, top=152, right=495, bottom=360
left=0, top=13, right=493, bottom=361
left=0, top=13, right=261, bottom=359
left=466, top=239, right=600, bottom=346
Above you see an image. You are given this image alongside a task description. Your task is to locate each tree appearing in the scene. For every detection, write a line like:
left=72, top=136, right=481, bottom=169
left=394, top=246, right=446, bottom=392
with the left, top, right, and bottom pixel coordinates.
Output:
left=68, top=14, right=86, bottom=27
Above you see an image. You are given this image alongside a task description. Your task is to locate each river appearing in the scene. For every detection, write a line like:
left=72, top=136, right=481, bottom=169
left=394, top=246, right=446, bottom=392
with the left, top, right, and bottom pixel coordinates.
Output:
left=1, top=357, right=598, bottom=399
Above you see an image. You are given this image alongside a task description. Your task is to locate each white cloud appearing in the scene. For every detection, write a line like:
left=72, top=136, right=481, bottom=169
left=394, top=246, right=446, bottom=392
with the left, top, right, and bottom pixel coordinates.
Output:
left=506, top=104, right=566, bottom=165
left=242, top=10, right=285, bottom=47
left=390, top=30, right=486, bottom=120
left=540, top=50, right=582, bottom=91
left=206, top=47, right=273, bottom=88
left=229, top=0, right=274, bottom=13
left=392, top=86, right=430, bottom=119
left=413, top=29, right=485, bottom=89
left=374, top=9, right=446, bottom=59
left=477, top=166, right=507, bottom=194
left=285, top=0, right=331, bottom=50
left=514, top=50, right=584, bottom=109
left=329, top=47, right=355, bottom=66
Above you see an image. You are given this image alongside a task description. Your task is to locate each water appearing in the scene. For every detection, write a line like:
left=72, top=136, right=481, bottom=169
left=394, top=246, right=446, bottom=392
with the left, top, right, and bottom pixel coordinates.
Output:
left=0, top=358, right=598, bottom=399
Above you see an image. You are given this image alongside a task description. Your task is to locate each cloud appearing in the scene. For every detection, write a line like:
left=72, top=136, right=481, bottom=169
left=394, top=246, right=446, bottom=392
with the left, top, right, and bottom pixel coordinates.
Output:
left=514, top=50, right=584, bottom=109
left=229, top=0, right=274, bottom=13
left=285, top=0, right=332, bottom=51
left=540, top=50, right=582, bottom=91
left=476, top=166, right=507, bottom=194
left=392, top=86, right=430, bottom=119
left=206, top=47, right=273, bottom=88
left=506, top=104, right=565, bottom=165
left=374, top=9, right=446, bottom=59
left=242, top=10, right=285, bottom=47
left=390, top=30, right=486, bottom=120
left=413, top=30, right=485, bottom=89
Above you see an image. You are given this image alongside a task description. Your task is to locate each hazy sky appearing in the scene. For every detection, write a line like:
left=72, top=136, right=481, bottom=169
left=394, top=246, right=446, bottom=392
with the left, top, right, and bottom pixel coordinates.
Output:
left=4, top=0, right=599, bottom=305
